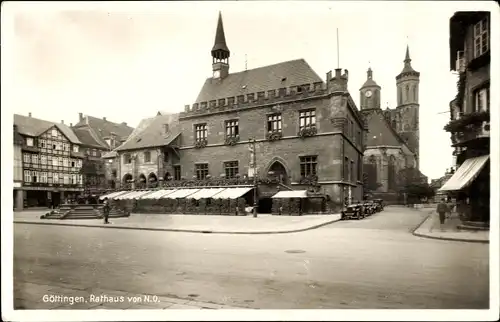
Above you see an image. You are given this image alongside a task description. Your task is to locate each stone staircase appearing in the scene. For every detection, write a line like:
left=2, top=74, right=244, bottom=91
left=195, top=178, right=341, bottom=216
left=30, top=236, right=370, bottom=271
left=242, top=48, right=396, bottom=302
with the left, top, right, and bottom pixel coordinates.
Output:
left=41, top=204, right=130, bottom=220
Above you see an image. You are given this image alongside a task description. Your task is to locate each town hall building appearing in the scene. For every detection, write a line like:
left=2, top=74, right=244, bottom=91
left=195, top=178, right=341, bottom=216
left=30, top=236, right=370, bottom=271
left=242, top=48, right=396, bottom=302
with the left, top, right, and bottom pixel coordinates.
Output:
left=112, top=12, right=367, bottom=214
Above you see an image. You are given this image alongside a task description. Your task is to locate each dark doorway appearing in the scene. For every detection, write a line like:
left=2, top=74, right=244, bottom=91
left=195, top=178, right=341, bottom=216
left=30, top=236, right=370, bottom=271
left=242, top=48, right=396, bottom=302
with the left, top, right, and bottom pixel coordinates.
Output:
left=52, top=192, right=61, bottom=208
left=268, top=161, right=289, bottom=186
left=258, top=197, right=273, bottom=214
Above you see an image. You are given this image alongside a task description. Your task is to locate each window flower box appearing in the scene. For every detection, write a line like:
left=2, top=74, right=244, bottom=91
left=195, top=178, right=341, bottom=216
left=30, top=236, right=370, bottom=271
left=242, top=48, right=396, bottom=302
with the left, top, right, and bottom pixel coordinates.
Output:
left=298, top=126, right=317, bottom=138
left=194, top=139, right=208, bottom=149
left=266, top=131, right=282, bottom=141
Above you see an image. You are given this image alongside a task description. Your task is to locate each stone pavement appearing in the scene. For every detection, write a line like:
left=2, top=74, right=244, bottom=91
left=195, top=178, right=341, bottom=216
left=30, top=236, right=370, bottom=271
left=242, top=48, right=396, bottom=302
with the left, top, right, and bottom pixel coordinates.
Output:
left=413, top=211, right=489, bottom=243
left=13, top=211, right=341, bottom=234
left=14, top=281, right=244, bottom=309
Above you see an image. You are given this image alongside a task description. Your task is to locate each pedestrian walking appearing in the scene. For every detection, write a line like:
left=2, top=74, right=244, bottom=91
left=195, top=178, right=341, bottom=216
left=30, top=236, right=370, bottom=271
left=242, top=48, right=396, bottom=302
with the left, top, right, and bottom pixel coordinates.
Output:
left=436, top=198, right=449, bottom=226
left=103, top=197, right=110, bottom=224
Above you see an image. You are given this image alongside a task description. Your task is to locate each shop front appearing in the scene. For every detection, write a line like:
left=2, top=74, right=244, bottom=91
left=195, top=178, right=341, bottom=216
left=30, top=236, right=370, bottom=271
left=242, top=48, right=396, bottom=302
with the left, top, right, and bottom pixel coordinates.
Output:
left=439, top=155, right=490, bottom=223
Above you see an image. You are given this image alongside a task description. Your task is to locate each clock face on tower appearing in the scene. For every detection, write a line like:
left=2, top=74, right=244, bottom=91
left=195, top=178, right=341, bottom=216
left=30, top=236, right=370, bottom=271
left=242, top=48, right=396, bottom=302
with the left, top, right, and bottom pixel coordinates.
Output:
left=365, top=90, right=373, bottom=98
left=213, top=70, right=220, bottom=78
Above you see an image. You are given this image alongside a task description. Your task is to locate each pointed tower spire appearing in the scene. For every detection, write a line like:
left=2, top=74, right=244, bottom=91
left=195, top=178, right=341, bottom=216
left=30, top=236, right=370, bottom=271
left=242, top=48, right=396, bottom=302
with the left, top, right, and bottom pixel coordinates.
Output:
left=211, top=12, right=230, bottom=79
left=405, top=45, right=411, bottom=63
left=212, top=11, right=230, bottom=54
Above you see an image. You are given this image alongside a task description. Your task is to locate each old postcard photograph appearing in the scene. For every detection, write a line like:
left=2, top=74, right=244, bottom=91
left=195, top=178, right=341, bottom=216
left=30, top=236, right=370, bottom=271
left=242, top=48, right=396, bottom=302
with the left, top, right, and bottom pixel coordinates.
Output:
left=1, top=1, right=498, bottom=321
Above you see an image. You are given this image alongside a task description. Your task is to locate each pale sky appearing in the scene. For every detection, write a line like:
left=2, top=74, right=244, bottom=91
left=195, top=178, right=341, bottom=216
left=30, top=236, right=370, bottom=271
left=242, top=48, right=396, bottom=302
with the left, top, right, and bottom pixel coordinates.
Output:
left=2, top=1, right=495, bottom=180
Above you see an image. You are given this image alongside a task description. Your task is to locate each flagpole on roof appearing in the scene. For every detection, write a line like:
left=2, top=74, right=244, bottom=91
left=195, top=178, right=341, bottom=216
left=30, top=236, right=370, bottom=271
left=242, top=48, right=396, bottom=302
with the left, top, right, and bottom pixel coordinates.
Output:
left=336, top=28, right=340, bottom=69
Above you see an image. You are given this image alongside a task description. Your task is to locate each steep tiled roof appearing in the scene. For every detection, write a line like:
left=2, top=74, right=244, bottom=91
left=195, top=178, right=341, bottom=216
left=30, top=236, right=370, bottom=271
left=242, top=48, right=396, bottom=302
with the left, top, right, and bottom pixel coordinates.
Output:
left=74, top=116, right=134, bottom=141
left=363, top=109, right=407, bottom=148
left=14, top=114, right=81, bottom=144
left=73, top=127, right=104, bottom=148
left=115, top=113, right=180, bottom=151
left=195, top=59, right=323, bottom=103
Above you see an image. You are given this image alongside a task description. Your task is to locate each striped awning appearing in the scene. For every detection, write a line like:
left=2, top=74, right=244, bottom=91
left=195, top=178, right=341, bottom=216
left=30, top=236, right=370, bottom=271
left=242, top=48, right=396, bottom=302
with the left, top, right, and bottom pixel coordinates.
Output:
left=212, top=187, right=253, bottom=199
left=439, top=155, right=489, bottom=191
left=117, top=190, right=153, bottom=200
left=140, top=189, right=178, bottom=199
left=271, top=190, right=308, bottom=199
left=162, top=188, right=201, bottom=199
left=186, top=188, right=227, bottom=200
left=113, top=191, right=137, bottom=200
left=99, top=191, right=128, bottom=200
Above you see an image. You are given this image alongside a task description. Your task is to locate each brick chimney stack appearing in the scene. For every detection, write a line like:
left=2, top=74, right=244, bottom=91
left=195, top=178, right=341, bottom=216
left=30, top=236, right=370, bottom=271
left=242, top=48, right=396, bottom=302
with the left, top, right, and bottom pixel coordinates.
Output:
left=79, top=113, right=83, bottom=121
left=103, top=117, right=107, bottom=121
left=28, top=112, right=32, bottom=117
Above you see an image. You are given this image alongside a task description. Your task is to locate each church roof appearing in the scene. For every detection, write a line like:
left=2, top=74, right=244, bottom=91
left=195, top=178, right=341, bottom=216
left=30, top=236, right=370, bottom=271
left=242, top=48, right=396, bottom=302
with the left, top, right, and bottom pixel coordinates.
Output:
left=195, top=58, right=323, bottom=103
left=115, top=113, right=181, bottom=151
left=212, top=12, right=230, bottom=54
left=363, top=109, right=410, bottom=149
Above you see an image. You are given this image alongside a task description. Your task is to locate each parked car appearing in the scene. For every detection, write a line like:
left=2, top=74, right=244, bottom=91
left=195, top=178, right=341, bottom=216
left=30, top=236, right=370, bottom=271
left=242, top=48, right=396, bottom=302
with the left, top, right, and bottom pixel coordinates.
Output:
left=362, top=201, right=377, bottom=215
left=341, top=202, right=365, bottom=220
left=373, top=199, right=384, bottom=212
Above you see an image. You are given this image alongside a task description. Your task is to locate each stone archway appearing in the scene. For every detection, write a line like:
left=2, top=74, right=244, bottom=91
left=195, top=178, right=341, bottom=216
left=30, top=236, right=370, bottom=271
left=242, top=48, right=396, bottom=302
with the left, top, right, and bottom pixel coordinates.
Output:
left=138, top=173, right=147, bottom=189
left=122, top=173, right=133, bottom=184
left=267, top=160, right=289, bottom=186
left=148, top=172, right=158, bottom=187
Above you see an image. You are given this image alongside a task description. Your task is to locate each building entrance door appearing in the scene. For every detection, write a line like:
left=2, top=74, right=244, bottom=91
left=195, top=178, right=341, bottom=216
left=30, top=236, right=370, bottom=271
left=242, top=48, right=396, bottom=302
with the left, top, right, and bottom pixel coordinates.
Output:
left=268, top=161, right=289, bottom=186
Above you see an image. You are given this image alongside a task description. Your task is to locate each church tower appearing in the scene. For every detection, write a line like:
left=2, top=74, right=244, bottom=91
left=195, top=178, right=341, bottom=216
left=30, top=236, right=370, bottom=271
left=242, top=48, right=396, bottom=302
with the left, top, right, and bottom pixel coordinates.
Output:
left=359, top=68, right=381, bottom=110
left=395, top=45, right=420, bottom=169
left=211, top=12, right=230, bottom=80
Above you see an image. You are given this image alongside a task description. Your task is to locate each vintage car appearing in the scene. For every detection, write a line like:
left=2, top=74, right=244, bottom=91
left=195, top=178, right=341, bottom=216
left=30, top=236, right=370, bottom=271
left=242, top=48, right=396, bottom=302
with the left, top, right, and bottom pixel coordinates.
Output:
left=341, top=203, right=365, bottom=220
left=362, top=201, right=377, bottom=215
left=373, top=199, right=385, bottom=212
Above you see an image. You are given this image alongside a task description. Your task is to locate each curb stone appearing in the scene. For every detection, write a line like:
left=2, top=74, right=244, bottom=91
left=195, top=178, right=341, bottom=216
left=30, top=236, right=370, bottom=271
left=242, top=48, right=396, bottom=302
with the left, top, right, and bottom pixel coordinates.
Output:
left=13, top=217, right=341, bottom=235
left=411, top=213, right=489, bottom=244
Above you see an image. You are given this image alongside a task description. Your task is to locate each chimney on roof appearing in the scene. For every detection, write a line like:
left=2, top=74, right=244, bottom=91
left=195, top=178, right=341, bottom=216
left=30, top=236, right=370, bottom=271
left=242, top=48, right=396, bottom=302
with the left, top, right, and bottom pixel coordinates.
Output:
left=122, top=122, right=127, bottom=126
left=70, top=123, right=73, bottom=127
left=61, top=120, right=64, bottom=124
left=28, top=112, right=32, bottom=117
left=103, top=117, right=107, bottom=121
left=79, top=113, right=83, bottom=121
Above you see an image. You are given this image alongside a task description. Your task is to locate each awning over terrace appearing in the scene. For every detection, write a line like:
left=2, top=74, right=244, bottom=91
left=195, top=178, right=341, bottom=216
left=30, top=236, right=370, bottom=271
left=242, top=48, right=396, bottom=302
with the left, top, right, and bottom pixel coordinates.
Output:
left=99, top=191, right=129, bottom=200
left=139, top=189, right=177, bottom=199
left=162, top=188, right=201, bottom=199
left=212, top=187, right=253, bottom=199
left=186, top=188, right=227, bottom=200
left=271, top=190, right=308, bottom=199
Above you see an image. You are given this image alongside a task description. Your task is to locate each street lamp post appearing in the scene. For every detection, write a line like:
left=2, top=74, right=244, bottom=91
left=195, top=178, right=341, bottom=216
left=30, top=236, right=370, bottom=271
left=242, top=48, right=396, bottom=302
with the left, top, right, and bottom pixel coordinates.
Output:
left=250, top=138, right=258, bottom=218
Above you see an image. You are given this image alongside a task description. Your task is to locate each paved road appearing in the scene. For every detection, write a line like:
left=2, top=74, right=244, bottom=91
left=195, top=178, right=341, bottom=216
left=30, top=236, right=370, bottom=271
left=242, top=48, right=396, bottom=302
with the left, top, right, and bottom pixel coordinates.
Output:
left=14, top=207, right=489, bottom=309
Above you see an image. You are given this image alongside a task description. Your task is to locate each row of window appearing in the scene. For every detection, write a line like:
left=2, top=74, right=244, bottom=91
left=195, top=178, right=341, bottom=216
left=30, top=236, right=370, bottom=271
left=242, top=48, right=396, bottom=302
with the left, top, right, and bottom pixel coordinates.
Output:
left=26, top=136, right=80, bottom=153
left=192, top=156, right=320, bottom=180
left=23, top=170, right=83, bottom=185
left=123, top=151, right=166, bottom=164
left=23, top=153, right=82, bottom=168
left=194, top=110, right=317, bottom=141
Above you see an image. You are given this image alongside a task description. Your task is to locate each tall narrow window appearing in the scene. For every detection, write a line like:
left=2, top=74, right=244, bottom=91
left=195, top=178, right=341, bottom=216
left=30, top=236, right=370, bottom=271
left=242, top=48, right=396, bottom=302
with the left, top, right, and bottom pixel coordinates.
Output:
left=225, top=120, right=239, bottom=138
left=350, top=160, right=355, bottom=182
left=41, top=155, right=47, bottom=165
left=474, top=17, right=489, bottom=58
left=194, top=124, right=208, bottom=141
left=267, top=114, right=282, bottom=132
left=224, top=161, right=239, bottom=178
left=299, top=110, right=316, bottom=130
left=144, top=151, right=151, bottom=163
left=40, top=172, right=48, bottom=183
left=24, top=170, right=31, bottom=183
left=173, top=165, right=181, bottom=180
left=23, top=153, right=31, bottom=163
left=474, top=87, right=489, bottom=112
left=195, top=163, right=209, bottom=180
left=32, top=171, right=38, bottom=183
left=53, top=173, right=59, bottom=183
left=299, top=156, right=318, bottom=177
left=32, top=155, right=39, bottom=167
left=344, top=157, right=349, bottom=181
left=124, top=153, right=132, bottom=164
